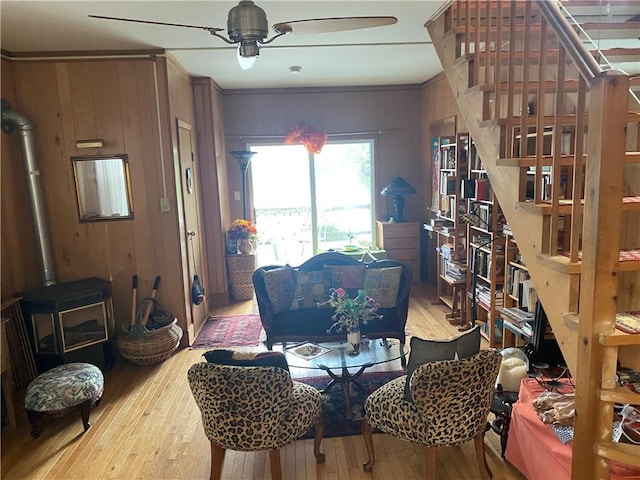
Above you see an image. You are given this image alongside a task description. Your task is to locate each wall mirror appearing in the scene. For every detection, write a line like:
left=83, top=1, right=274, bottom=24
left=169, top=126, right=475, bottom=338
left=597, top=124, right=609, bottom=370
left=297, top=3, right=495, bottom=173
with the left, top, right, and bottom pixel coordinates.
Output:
left=72, top=154, right=134, bottom=222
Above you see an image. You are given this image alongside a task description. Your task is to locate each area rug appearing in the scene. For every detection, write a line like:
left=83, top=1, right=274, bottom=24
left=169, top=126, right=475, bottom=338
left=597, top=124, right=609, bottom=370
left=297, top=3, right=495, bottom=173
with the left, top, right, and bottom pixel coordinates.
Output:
left=191, top=313, right=264, bottom=348
left=295, top=370, right=406, bottom=439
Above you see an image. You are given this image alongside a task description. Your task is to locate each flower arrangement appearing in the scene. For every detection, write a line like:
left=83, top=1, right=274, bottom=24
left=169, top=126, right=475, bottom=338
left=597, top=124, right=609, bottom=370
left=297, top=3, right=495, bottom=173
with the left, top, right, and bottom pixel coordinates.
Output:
left=319, top=288, right=382, bottom=334
left=228, top=218, right=257, bottom=241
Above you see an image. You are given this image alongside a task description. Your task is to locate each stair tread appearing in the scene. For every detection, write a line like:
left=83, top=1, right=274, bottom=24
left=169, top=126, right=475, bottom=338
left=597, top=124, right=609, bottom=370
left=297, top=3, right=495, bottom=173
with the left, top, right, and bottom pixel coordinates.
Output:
left=481, top=112, right=640, bottom=128
left=472, top=80, right=580, bottom=93
left=595, top=442, right=640, bottom=467
left=515, top=197, right=640, bottom=213
left=551, top=248, right=640, bottom=272
left=497, top=152, right=639, bottom=166
left=600, top=386, right=640, bottom=405
left=471, top=48, right=640, bottom=65
left=535, top=249, right=640, bottom=274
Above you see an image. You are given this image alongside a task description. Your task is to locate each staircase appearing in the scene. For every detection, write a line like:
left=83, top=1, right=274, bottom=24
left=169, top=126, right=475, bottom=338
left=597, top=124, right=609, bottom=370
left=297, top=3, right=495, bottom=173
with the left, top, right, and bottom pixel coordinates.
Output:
left=426, top=1, right=640, bottom=478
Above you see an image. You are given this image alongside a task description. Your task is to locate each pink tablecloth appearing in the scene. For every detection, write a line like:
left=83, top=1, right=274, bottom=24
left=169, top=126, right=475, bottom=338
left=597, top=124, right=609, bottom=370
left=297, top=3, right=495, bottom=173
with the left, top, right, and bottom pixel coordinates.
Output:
left=505, top=378, right=640, bottom=480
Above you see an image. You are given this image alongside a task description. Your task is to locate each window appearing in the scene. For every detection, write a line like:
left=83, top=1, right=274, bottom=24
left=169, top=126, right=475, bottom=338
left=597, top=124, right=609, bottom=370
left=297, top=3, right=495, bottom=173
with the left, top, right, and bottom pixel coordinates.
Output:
left=249, top=140, right=375, bottom=266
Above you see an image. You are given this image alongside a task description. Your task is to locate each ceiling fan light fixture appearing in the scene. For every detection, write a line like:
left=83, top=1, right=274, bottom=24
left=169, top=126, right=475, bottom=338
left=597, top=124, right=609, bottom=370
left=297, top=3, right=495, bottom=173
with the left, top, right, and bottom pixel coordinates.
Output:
left=227, top=0, right=269, bottom=43
left=237, top=42, right=259, bottom=70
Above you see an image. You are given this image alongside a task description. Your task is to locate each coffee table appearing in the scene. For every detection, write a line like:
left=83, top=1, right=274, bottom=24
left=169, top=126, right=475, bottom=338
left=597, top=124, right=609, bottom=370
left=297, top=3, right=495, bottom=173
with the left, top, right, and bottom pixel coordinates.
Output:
left=284, top=339, right=409, bottom=416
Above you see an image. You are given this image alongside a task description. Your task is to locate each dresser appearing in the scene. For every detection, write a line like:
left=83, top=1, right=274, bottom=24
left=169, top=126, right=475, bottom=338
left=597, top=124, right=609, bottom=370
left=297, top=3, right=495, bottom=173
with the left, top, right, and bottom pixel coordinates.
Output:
left=375, top=221, right=420, bottom=282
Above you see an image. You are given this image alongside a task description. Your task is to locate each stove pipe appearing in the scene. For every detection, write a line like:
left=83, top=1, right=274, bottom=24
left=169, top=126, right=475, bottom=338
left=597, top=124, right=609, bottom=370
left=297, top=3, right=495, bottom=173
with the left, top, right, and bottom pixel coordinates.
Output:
left=2, top=99, right=57, bottom=286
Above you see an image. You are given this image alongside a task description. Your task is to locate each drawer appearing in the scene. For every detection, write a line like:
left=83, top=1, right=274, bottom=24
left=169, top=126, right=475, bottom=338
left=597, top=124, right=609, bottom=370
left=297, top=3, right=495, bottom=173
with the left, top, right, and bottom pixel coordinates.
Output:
left=377, top=222, right=419, bottom=239
left=386, top=248, right=419, bottom=261
left=382, top=237, right=419, bottom=250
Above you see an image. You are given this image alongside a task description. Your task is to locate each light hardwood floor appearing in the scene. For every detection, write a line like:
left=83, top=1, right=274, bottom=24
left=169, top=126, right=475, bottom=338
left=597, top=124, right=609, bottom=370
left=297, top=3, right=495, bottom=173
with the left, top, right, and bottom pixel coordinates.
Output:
left=1, top=283, right=526, bottom=480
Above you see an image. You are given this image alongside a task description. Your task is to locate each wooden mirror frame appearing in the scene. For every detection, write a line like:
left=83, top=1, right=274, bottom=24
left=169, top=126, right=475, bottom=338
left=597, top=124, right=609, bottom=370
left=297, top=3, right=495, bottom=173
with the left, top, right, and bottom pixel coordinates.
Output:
left=71, top=154, right=134, bottom=222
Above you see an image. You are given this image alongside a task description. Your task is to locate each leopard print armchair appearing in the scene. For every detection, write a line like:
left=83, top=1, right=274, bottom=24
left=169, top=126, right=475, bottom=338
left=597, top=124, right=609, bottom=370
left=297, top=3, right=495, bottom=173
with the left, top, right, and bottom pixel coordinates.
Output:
left=362, top=349, right=501, bottom=480
left=187, top=362, right=325, bottom=480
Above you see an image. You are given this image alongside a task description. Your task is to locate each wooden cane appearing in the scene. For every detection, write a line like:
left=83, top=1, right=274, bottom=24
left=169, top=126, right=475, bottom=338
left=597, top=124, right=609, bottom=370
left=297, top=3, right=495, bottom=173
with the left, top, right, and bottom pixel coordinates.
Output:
left=141, top=276, right=161, bottom=327
left=129, top=275, right=138, bottom=329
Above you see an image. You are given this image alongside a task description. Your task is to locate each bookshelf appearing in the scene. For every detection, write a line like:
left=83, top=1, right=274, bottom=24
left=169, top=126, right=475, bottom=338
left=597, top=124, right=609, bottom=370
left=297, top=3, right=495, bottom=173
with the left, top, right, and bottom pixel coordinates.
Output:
left=426, top=133, right=469, bottom=326
left=463, top=137, right=506, bottom=348
left=500, top=233, right=535, bottom=348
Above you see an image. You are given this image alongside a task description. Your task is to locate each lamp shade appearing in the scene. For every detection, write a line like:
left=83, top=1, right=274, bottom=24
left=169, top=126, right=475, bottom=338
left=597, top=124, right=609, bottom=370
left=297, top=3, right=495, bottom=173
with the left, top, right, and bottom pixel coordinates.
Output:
left=381, top=176, right=415, bottom=223
left=381, top=176, right=416, bottom=196
left=230, top=150, right=257, bottom=219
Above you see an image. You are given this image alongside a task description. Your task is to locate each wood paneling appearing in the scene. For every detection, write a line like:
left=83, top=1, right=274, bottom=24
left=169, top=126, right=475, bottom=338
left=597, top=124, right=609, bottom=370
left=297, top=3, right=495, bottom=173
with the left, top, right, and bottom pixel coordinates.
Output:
left=1, top=59, right=40, bottom=298
left=193, top=77, right=230, bottom=305
left=0, top=55, right=198, bottom=346
left=421, top=72, right=464, bottom=284
left=222, top=86, right=424, bottom=224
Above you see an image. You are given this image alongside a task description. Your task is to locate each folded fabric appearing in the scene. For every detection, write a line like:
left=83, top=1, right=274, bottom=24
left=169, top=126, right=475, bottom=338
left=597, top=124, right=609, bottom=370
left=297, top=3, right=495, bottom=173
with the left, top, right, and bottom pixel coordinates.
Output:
left=532, top=392, right=575, bottom=426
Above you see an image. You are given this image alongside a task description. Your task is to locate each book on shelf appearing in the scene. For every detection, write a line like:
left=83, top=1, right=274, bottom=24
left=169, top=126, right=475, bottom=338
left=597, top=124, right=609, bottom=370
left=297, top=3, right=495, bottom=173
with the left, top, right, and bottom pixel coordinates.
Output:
left=475, top=179, right=492, bottom=201
left=439, top=244, right=455, bottom=260
left=615, top=311, right=640, bottom=334
left=500, top=307, right=535, bottom=323
left=444, top=259, right=467, bottom=282
left=461, top=178, right=476, bottom=199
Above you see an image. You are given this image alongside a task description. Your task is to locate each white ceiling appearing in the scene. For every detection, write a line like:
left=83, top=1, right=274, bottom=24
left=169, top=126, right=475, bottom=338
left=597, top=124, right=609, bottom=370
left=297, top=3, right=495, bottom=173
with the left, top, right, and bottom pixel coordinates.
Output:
left=1, top=1, right=449, bottom=90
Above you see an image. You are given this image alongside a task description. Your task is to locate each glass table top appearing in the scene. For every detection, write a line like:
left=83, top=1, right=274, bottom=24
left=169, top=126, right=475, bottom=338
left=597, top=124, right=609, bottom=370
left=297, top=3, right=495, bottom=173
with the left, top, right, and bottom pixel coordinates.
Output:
left=283, top=338, right=409, bottom=371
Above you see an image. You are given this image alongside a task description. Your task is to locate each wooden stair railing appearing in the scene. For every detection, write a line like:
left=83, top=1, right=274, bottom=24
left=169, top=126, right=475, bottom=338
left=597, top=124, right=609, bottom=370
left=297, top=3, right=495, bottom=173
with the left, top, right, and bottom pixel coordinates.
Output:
left=427, top=1, right=640, bottom=479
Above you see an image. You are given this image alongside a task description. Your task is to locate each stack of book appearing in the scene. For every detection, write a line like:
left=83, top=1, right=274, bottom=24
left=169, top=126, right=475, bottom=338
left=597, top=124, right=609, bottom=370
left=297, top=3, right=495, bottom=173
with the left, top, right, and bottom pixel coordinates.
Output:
left=444, top=260, right=467, bottom=283
left=475, top=285, right=503, bottom=310
left=439, top=244, right=455, bottom=260
left=500, top=307, right=535, bottom=336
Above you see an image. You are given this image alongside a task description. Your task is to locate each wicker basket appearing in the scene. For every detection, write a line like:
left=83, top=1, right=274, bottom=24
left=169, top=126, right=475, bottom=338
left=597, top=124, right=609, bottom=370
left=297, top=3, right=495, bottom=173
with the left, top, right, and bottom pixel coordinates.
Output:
left=117, top=298, right=183, bottom=365
left=227, top=254, right=256, bottom=301
left=231, top=282, right=254, bottom=301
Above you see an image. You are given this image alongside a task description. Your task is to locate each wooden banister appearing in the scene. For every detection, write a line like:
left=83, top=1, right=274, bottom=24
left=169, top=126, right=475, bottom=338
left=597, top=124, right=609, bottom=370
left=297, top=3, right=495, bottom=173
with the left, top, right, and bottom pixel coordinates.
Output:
left=536, top=0, right=602, bottom=83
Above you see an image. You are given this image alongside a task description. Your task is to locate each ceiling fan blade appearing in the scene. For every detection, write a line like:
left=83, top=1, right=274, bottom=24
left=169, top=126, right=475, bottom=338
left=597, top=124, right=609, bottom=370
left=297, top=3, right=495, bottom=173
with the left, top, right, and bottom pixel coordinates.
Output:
left=88, top=15, right=224, bottom=34
left=273, top=16, right=397, bottom=35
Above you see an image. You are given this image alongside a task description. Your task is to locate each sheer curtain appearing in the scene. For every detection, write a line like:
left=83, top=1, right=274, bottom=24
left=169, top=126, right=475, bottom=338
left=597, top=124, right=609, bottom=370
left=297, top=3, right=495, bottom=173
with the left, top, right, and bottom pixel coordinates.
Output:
left=95, top=159, right=129, bottom=217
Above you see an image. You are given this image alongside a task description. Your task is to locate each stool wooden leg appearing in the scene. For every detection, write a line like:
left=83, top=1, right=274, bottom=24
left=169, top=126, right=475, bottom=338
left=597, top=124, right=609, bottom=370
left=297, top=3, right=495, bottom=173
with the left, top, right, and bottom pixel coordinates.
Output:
left=27, top=410, right=40, bottom=438
left=79, top=399, right=92, bottom=432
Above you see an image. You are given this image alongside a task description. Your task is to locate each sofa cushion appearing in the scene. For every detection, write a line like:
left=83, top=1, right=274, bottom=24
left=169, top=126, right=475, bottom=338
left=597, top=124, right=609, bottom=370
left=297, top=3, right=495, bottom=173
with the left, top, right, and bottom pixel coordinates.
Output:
left=203, top=349, right=290, bottom=371
left=262, top=267, right=296, bottom=314
left=327, top=265, right=365, bottom=297
left=403, top=326, right=481, bottom=402
left=290, top=270, right=330, bottom=310
left=363, top=266, right=402, bottom=308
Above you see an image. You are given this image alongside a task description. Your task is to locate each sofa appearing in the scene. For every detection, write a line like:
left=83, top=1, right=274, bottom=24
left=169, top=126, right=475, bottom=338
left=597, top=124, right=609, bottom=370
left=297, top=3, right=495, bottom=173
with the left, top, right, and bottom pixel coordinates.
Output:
left=252, top=252, right=412, bottom=365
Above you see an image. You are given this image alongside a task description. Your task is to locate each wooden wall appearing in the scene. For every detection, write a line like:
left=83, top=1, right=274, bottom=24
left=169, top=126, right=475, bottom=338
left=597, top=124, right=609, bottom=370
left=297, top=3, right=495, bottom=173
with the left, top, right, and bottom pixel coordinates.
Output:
left=0, top=54, right=200, bottom=346
left=221, top=85, right=424, bottom=226
left=193, top=78, right=231, bottom=304
left=420, top=72, right=464, bottom=283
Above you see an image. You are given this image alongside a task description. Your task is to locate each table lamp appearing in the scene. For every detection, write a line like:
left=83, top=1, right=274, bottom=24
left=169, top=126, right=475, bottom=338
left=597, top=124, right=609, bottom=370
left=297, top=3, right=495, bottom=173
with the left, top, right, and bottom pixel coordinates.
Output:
left=381, top=176, right=416, bottom=223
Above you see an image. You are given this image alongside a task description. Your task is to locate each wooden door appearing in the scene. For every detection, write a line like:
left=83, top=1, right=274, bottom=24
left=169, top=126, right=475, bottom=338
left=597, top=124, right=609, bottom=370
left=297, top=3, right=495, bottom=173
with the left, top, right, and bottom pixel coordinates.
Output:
left=177, top=119, right=207, bottom=342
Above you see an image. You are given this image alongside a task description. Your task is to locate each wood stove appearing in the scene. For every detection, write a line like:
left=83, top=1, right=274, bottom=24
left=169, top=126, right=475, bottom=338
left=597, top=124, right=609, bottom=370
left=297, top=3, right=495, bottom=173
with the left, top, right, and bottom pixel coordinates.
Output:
left=20, top=277, right=114, bottom=373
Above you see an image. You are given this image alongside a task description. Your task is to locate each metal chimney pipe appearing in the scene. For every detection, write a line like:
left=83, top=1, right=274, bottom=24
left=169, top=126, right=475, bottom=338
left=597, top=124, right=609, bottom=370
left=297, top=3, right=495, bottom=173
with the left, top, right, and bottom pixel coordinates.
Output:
left=2, top=99, right=57, bottom=286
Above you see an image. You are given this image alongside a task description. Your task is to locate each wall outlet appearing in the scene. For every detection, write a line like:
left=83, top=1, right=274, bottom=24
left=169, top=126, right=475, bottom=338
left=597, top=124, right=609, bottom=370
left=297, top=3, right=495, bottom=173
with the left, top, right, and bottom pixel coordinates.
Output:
left=234, top=191, right=241, bottom=201
left=160, top=197, right=171, bottom=212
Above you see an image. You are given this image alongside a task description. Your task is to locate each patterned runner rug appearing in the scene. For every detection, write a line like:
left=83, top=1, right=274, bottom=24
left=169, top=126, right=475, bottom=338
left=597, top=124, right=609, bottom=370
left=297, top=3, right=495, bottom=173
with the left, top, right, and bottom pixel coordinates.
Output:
left=295, top=370, right=406, bottom=439
left=191, top=313, right=264, bottom=348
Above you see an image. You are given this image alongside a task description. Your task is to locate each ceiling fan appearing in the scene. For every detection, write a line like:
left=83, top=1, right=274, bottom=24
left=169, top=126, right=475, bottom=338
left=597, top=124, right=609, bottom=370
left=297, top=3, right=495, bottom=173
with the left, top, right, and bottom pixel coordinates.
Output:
left=90, top=0, right=398, bottom=70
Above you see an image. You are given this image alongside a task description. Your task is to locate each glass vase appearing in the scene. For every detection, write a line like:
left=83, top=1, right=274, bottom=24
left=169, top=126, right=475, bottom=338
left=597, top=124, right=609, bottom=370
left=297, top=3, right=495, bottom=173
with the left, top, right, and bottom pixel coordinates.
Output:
left=346, top=327, right=361, bottom=356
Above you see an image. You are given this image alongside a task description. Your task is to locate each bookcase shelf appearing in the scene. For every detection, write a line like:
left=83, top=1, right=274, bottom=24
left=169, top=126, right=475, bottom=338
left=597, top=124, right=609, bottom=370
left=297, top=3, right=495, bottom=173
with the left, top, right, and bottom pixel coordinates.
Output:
left=463, top=135, right=506, bottom=348
left=430, top=132, right=470, bottom=326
